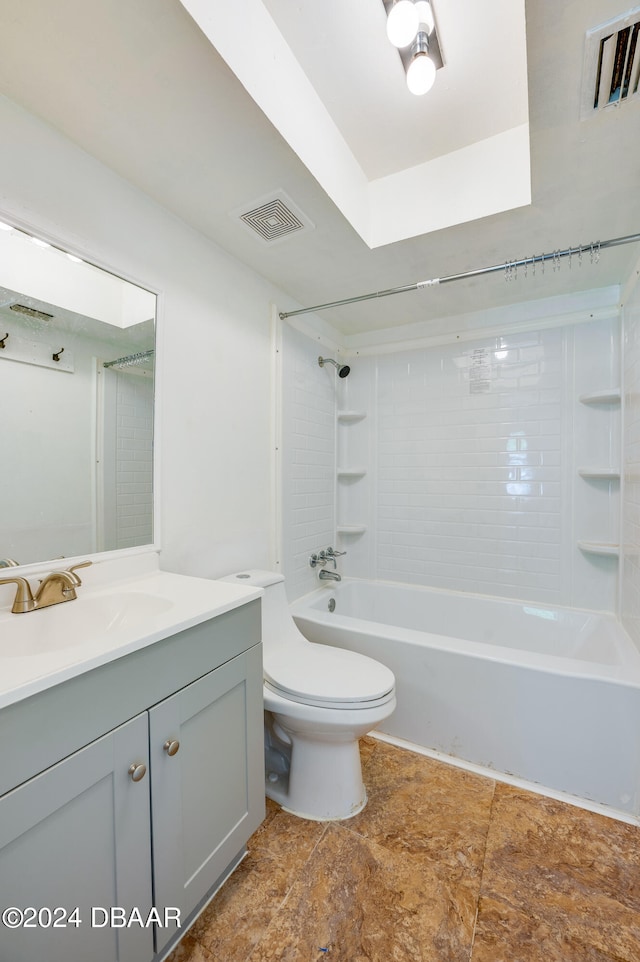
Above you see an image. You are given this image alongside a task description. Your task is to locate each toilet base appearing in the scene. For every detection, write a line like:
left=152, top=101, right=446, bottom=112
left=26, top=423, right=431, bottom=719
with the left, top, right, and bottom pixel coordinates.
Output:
left=265, top=723, right=367, bottom=820
left=263, top=687, right=396, bottom=821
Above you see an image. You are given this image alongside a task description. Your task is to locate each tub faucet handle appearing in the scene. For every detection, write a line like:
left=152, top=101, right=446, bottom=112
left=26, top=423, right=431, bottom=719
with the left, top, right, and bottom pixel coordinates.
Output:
left=326, top=547, right=346, bottom=557
left=309, top=550, right=327, bottom=568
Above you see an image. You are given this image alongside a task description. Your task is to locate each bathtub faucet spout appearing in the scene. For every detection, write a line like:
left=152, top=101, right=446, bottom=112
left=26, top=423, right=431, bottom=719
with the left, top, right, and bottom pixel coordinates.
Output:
left=318, top=568, right=341, bottom=582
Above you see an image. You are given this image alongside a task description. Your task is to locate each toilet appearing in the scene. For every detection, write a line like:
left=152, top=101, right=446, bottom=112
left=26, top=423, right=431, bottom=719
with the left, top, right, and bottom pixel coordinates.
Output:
left=221, top=570, right=396, bottom=821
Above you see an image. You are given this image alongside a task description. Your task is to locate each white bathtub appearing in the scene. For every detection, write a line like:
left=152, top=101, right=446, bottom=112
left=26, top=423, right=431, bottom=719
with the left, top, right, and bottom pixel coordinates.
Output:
left=290, top=579, right=640, bottom=818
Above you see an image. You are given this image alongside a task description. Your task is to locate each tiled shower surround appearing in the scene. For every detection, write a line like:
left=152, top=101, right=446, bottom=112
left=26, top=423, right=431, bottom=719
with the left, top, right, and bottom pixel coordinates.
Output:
left=281, top=326, right=336, bottom=600
left=622, top=274, right=640, bottom=646
left=367, top=330, right=567, bottom=601
left=114, top=371, right=154, bottom=549
left=283, top=315, right=621, bottom=611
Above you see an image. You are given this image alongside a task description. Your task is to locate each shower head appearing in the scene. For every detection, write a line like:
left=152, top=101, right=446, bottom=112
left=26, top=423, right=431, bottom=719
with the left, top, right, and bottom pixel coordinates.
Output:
left=318, top=356, right=350, bottom=378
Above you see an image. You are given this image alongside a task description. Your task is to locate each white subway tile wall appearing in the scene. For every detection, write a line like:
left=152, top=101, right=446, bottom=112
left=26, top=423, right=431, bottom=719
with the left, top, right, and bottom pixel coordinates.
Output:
left=115, top=372, right=153, bottom=549
left=373, top=330, right=567, bottom=601
left=283, top=316, right=620, bottom=610
left=281, top=326, right=336, bottom=599
left=622, top=276, right=640, bottom=646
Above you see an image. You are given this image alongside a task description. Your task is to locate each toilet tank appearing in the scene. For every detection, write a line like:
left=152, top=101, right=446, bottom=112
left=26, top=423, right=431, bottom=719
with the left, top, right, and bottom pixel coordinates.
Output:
left=219, top=570, right=301, bottom=651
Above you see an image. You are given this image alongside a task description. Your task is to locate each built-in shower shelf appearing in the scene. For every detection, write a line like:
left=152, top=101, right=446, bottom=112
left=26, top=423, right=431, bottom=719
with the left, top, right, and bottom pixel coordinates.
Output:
left=337, top=467, right=367, bottom=479
left=337, top=410, right=367, bottom=423
left=578, top=468, right=620, bottom=480
left=577, top=541, right=620, bottom=557
left=579, top=389, right=621, bottom=405
left=336, top=525, right=367, bottom=535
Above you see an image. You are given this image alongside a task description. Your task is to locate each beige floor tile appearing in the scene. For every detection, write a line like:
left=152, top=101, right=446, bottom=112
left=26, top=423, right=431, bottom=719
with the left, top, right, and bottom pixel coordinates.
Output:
left=188, top=810, right=326, bottom=961
left=166, top=741, right=640, bottom=962
left=477, top=783, right=640, bottom=961
left=164, top=933, right=215, bottom=962
left=352, top=739, right=496, bottom=882
left=244, top=823, right=477, bottom=962
left=471, top=895, right=623, bottom=962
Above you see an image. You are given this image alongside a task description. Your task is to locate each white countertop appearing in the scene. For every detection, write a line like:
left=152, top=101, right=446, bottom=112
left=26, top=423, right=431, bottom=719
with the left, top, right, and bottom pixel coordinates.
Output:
left=0, top=564, right=261, bottom=710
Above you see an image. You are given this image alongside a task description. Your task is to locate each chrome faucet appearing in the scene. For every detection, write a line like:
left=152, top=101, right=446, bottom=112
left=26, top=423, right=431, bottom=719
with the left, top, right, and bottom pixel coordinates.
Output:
left=0, top=560, right=92, bottom=613
left=309, top=546, right=347, bottom=570
left=318, top=569, right=341, bottom=582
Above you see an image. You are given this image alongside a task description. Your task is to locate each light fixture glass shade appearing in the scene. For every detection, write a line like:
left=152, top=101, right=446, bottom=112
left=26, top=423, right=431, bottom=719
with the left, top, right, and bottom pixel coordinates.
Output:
left=414, top=0, right=435, bottom=34
left=406, top=51, right=436, bottom=95
left=386, top=0, right=419, bottom=48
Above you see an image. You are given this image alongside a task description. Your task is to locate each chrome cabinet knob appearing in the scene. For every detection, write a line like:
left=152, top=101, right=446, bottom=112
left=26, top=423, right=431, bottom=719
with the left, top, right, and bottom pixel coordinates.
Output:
left=128, top=762, right=147, bottom=782
left=163, top=739, right=180, bottom=757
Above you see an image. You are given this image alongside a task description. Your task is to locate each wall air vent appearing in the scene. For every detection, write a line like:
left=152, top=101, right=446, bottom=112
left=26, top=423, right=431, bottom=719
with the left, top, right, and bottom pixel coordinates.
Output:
left=581, top=7, right=640, bottom=118
left=231, top=190, right=315, bottom=245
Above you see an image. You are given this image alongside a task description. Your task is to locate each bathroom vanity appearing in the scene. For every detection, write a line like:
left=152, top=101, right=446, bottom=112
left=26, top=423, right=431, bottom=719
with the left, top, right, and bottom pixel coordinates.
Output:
left=0, top=566, right=265, bottom=962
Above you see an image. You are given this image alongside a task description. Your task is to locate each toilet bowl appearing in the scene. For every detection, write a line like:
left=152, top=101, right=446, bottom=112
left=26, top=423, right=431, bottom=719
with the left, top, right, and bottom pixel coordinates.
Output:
left=221, top=570, right=396, bottom=821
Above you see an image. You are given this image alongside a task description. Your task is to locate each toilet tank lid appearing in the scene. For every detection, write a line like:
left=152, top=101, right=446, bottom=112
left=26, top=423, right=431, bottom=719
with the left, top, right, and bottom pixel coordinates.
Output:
left=218, top=569, right=285, bottom=588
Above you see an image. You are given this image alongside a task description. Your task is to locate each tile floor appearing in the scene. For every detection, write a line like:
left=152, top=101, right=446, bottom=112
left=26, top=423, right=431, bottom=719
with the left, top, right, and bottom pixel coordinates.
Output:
left=167, top=737, right=640, bottom=962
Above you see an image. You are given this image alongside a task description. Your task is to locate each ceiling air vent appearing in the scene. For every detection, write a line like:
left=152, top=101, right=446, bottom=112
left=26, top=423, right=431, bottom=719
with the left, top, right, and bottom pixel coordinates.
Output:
left=231, top=190, right=315, bottom=245
left=581, top=7, right=640, bottom=117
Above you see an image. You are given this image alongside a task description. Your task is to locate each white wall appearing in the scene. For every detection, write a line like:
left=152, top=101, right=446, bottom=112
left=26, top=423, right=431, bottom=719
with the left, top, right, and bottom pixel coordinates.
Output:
left=283, top=314, right=621, bottom=611
left=0, top=94, right=281, bottom=586
left=0, top=318, right=140, bottom=564
left=621, top=267, right=640, bottom=646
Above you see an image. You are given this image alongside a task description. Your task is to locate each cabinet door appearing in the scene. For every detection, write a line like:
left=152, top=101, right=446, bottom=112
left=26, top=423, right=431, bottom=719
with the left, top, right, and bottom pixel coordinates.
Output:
left=0, top=712, right=153, bottom=962
left=149, top=645, right=264, bottom=951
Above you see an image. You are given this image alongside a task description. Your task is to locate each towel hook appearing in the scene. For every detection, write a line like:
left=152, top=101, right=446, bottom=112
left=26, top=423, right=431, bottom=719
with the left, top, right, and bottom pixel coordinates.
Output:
left=0, top=333, right=8, bottom=349
left=52, top=347, right=64, bottom=362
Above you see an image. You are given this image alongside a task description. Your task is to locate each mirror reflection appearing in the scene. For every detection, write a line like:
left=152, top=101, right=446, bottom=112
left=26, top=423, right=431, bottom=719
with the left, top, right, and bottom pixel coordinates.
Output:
left=0, top=224, right=156, bottom=567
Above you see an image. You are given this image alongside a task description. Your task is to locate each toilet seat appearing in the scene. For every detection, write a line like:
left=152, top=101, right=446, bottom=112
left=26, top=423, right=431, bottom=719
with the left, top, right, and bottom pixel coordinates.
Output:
left=264, top=644, right=395, bottom=710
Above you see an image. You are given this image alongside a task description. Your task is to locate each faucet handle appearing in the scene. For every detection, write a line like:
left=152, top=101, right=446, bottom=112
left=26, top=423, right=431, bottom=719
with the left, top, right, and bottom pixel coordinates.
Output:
left=325, top=547, right=346, bottom=557
left=66, top=560, right=92, bottom=585
left=309, top=551, right=328, bottom=569
left=0, top=576, right=36, bottom=613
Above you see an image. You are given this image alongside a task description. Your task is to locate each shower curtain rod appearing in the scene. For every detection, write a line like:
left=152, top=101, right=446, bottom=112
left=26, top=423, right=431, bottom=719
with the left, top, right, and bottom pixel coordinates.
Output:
left=103, top=348, right=154, bottom=369
left=278, top=231, right=640, bottom=320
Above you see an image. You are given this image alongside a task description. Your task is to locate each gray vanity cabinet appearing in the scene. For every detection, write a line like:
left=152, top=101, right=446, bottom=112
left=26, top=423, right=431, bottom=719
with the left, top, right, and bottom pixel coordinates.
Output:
left=0, top=712, right=154, bottom=962
left=149, top=651, right=263, bottom=954
left=0, top=600, right=265, bottom=962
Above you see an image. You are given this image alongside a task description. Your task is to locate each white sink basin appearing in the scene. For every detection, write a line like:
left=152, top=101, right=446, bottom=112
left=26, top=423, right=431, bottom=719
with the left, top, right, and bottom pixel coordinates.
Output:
left=0, top=566, right=262, bottom=711
left=0, top=592, right=174, bottom=657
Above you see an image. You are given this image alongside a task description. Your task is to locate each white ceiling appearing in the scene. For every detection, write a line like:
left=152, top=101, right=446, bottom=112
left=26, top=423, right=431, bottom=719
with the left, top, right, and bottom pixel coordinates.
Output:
left=251, top=0, right=529, bottom=178
left=0, top=0, right=638, bottom=340
left=181, top=0, right=531, bottom=250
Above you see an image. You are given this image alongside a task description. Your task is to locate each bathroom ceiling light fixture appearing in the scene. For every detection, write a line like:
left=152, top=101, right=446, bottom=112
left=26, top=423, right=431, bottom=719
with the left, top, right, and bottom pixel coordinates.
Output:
left=383, top=0, right=443, bottom=95
left=386, top=0, right=419, bottom=48
left=406, top=28, right=437, bottom=95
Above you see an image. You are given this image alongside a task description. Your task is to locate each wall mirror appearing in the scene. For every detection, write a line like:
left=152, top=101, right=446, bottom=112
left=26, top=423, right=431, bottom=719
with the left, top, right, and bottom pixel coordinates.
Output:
left=0, top=222, right=156, bottom=568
